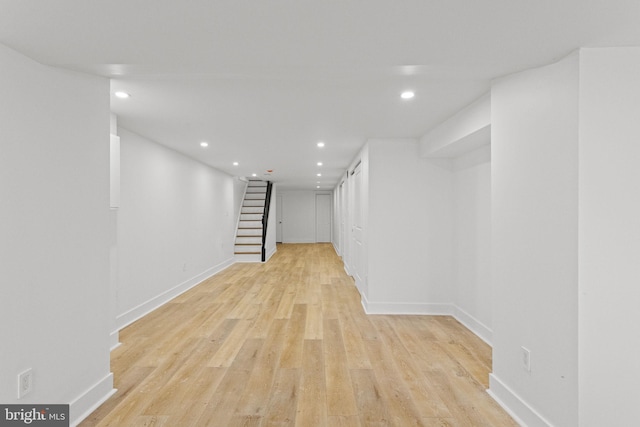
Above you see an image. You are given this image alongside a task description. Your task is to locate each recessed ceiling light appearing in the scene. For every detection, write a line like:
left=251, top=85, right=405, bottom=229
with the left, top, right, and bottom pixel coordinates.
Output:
left=317, top=142, right=325, bottom=148
left=317, top=186, right=320, bottom=189
left=317, top=173, right=322, bottom=177
left=233, top=162, right=239, bottom=166
left=401, top=91, right=415, bottom=99
left=317, top=162, right=323, bottom=166
left=114, top=91, right=130, bottom=99
left=252, top=173, right=257, bottom=177
left=200, top=142, right=209, bottom=147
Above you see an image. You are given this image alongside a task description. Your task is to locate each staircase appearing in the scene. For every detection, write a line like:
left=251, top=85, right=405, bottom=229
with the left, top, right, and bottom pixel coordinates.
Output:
left=234, top=180, right=269, bottom=262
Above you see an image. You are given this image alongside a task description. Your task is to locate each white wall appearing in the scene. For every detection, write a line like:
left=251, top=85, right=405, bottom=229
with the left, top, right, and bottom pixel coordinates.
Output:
left=328, top=47, right=640, bottom=426
left=364, top=139, right=454, bottom=313
left=109, top=115, right=120, bottom=349
left=346, top=147, right=369, bottom=292
left=0, top=43, right=113, bottom=423
left=264, top=184, right=278, bottom=260
left=420, top=93, right=491, bottom=158
left=577, top=47, right=640, bottom=427
left=332, top=179, right=343, bottom=255
left=116, top=128, right=243, bottom=329
left=417, top=93, right=493, bottom=342
left=279, top=190, right=332, bottom=243
left=334, top=175, right=349, bottom=258
left=452, top=145, right=492, bottom=342
left=279, top=191, right=315, bottom=243
left=490, top=53, right=580, bottom=427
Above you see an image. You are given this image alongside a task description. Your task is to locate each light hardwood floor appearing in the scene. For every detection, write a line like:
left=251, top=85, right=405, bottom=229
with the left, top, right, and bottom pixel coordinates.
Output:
left=80, top=243, right=517, bottom=427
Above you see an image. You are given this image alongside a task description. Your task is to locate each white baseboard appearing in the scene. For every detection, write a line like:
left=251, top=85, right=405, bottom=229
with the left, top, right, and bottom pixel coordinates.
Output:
left=357, top=297, right=494, bottom=345
left=343, top=263, right=352, bottom=277
left=332, top=242, right=341, bottom=256
left=282, top=238, right=315, bottom=243
left=452, top=305, right=493, bottom=346
left=488, top=374, right=553, bottom=427
left=69, top=373, right=116, bottom=427
left=234, top=253, right=261, bottom=263
left=109, top=330, right=121, bottom=351
left=349, top=285, right=551, bottom=427
left=265, top=245, right=277, bottom=262
left=116, top=258, right=234, bottom=331
left=360, top=293, right=453, bottom=315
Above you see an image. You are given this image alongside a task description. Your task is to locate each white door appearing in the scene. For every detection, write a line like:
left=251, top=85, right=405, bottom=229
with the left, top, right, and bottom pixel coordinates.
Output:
left=340, top=181, right=349, bottom=259
left=337, top=182, right=344, bottom=254
left=316, top=194, right=332, bottom=243
left=341, top=180, right=349, bottom=266
left=276, top=195, right=283, bottom=243
left=351, top=163, right=365, bottom=289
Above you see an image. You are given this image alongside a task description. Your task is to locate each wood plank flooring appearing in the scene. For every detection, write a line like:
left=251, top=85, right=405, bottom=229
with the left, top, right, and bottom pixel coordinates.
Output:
left=80, top=243, right=517, bottom=427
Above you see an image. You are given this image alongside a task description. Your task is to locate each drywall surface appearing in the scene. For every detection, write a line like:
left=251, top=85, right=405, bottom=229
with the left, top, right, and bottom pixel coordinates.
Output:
left=491, top=53, right=579, bottom=426
left=279, top=190, right=316, bottom=243
left=577, top=47, right=640, bottom=427
left=279, top=190, right=332, bottom=244
left=366, top=139, right=453, bottom=312
left=419, top=93, right=490, bottom=157
left=452, top=145, right=492, bottom=341
left=116, top=128, right=240, bottom=328
left=265, top=184, right=278, bottom=260
left=0, top=43, right=112, bottom=423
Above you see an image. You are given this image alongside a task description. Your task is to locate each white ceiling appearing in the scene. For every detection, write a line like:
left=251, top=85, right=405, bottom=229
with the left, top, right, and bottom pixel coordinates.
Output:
left=2, top=0, right=639, bottom=190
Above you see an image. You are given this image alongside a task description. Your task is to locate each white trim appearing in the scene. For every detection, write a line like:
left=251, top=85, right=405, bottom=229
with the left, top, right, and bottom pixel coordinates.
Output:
left=343, top=264, right=351, bottom=276
left=360, top=294, right=453, bottom=315
left=234, top=253, right=262, bottom=263
left=115, top=258, right=234, bottom=331
left=356, top=298, right=493, bottom=346
left=452, top=305, right=493, bottom=346
left=419, top=92, right=491, bottom=158
left=265, top=244, right=277, bottom=262
left=282, top=238, right=316, bottom=243
left=342, top=258, right=352, bottom=277
left=109, top=330, right=121, bottom=351
left=354, top=276, right=366, bottom=296
left=69, top=373, right=116, bottom=427
left=488, top=374, right=553, bottom=427
left=332, top=241, right=340, bottom=256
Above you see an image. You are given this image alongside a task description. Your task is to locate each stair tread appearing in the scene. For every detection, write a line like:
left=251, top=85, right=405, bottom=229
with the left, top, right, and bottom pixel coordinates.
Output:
left=236, top=180, right=269, bottom=258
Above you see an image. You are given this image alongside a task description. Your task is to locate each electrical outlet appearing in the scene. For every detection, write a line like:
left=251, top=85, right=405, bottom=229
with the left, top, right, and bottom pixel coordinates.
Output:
left=521, top=346, right=531, bottom=373
left=17, top=368, right=33, bottom=399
